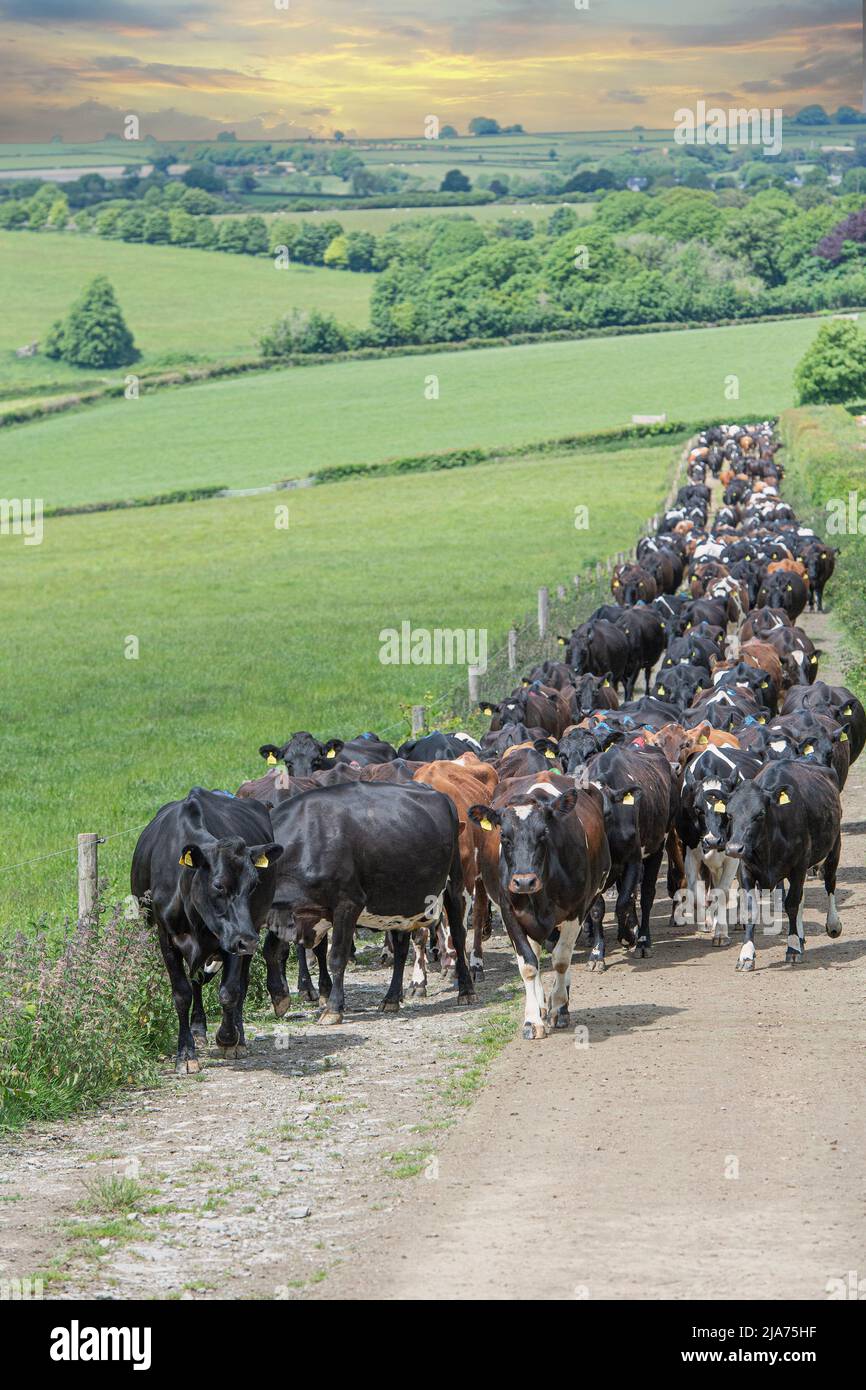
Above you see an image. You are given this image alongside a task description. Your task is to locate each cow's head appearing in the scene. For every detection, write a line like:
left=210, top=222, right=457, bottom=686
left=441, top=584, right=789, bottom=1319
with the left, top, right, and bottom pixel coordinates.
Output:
left=179, top=835, right=282, bottom=954
left=721, top=780, right=794, bottom=860
left=696, top=777, right=739, bottom=853
left=469, top=789, right=579, bottom=895
left=259, top=731, right=344, bottom=776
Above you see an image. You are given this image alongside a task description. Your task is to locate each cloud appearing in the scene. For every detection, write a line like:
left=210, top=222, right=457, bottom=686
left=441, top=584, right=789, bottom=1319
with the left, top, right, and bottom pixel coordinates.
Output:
left=0, top=0, right=204, bottom=29
left=604, top=89, right=647, bottom=105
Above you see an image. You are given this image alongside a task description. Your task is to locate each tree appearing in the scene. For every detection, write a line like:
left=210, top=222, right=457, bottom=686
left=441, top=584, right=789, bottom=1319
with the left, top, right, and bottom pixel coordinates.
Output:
left=440, top=169, right=471, bottom=192
left=323, top=233, right=349, bottom=268
left=440, top=125, right=459, bottom=138
left=182, top=163, right=225, bottom=192
left=469, top=117, right=501, bottom=136
left=44, top=276, right=138, bottom=368
left=794, top=320, right=866, bottom=404
left=794, top=105, right=831, bottom=126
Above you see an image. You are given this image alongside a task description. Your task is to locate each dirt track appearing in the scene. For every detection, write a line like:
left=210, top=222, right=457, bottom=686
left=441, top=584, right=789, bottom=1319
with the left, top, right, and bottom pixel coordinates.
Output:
left=1, top=609, right=864, bottom=1301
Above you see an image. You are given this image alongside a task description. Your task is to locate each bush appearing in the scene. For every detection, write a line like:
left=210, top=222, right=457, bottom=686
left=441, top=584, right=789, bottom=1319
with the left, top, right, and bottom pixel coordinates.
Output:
left=794, top=319, right=866, bottom=403
left=259, top=308, right=350, bottom=355
left=0, top=903, right=175, bottom=1129
left=44, top=275, right=138, bottom=369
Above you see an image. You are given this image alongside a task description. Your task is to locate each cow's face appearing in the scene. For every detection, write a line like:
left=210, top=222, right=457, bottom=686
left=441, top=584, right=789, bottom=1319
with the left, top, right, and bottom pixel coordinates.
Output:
left=720, top=782, right=786, bottom=861
left=470, top=791, right=579, bottom=895
left=698, top=778, right=738, bottom=852
left=558, top=728, right=605, bottom=773
left=598, top=784, right=642, bottom=849
left=259, top=732, right=343, bottom=776
left=180, top=836, right=282, bottom=953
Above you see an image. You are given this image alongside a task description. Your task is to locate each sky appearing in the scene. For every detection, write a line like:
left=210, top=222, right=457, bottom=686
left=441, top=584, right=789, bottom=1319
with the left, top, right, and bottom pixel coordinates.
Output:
left=0, top=0, right=860, bottom=142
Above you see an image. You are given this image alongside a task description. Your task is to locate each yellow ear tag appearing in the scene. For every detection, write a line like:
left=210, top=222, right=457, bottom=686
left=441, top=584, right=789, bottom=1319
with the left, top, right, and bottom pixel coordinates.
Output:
left=843, top=705, right=853, bottom=716
left=685, top=623, right=691, bottom=630
left=326, top=748, right=336, bottom=758
left=840, top=731, right=848, bottom=742
left=557, top=637, right=565, bottom=646
left=266, top=753, right=277, bottom=765
left=758, top=716, right=766, bottom=724
left=483, top=706, right=493, bottom=715
left=622, top=792, right=635, bottom=805
left=658, top=685, right=666, bottom=695
left=810, top=654, right=818, bottom=664
left=786, top=584, right=792, bottom=592
left=803, top=744, right=814, bottom=755
left=545, top=749, right=556, bottom=760
left=699, top=734, right=708, bottom=745
left=713, top=799, right=726, bottom=813
left=179, top=850, right=194, bottom=867
left=480, top=817, right=493, bottom=831
left=778, top=791, right=790, bottom=805
left=760, top=681, right=768, bottom=689
left=602, top=679, right=610, bottom=687
left=254, top=854, right=269, bottom=868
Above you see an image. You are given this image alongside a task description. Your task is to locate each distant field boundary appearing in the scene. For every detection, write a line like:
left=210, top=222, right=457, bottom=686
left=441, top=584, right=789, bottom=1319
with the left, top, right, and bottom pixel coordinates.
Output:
left=42, top=417, right=763, bottom=519
left=3, top=308, right=863, bottom=433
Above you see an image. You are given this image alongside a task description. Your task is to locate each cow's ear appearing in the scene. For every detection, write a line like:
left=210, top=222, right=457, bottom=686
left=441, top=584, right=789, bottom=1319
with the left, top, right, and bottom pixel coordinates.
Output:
left=478, top=701, right=498, bottom=717
left=179, top=844, right=207, bottom=869
left=609, top=785, right=642, bottom=807
left=552, top=787, right=579, bottom=816
left=775, top=786, right=793, bottom=806
left=833, top=726, right=849, bottom=744
left=322, top=738, right=344, bottom=760
left=533, top=738, right=558, bottom=761
left=250, top=842, right=283, bottom=869
left=259, top=743, right=281, bottom=765
left=602, top=671, right=613, bottom=687
left=468, top=803, right=499, bottom=831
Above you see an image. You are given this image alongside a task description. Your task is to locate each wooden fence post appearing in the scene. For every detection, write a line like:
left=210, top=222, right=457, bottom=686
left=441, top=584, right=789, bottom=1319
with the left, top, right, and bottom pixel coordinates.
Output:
left=537, top=586, right=549, bottom=639
left=468, top=668, right=481, bottom=703
left=556, top=583, right=566, bottom=601
left=507, top=628, right=517, bottom=671
left=411, top=704, right=425, bottom=736
left=78, top=832, right=99, bottom=922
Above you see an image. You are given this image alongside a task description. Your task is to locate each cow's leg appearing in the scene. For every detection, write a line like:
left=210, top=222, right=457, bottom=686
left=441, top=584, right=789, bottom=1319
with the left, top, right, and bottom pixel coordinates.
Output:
left=408, top=924, right=429, bottom=998
left=436, top=913, right=457, bottom=979
left=615, top=861, right=640, bottom=947
left=263, top=930, right=293, bottom=1015
left=157, top=924, right=198, bottom=1075
left=470, top=878, right=490, bottom=980
left=816, top=584, right=824, bottom=614
left=190, top=976, right=208, bottom=1047
left=320, top=906, right=359, bottom=1025
left=824, top=837, right=842, bottom=938
left=784, top=872, right=806, bottom=965
left=548, top=918, right=580, bottom=1028
left=736, top=873, right=758, bottom=973
left=379, top=928, right=410, bottom=1011
left=380, top=930, right=395, bottom=967
left=216, top=950, right=248, bottom=1055
left=443, top=865, right=478, bottom=1005
left=515, top=933, right=547, bottom=1040
left=636, top=847, right=663, bottom=957
left=683, top=846, right=701, bottom=926
left=296, top=946, right=317, bottom=1005
left=710, top=856, right=738, bottom=946
left=587, top=893, right=606, bottom=971
left=313, top=937, right=332, bottom=1001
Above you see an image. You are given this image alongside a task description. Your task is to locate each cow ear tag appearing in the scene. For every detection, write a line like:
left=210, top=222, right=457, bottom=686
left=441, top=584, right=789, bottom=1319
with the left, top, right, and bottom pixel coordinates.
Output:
left=713, top=799, right=726, bottom=812
left=699, top=734, right=708, bottom=744
left=623, top=792, right=635, bottom=805
left=326, top=748, right=336, bottom=758
left=760, top=681, right=768, bottom=689
left=778, top=791, right=790, bottom=805
left=840, top=731, right=848, bottom=742
left=557, top=637, right=565, bottom=646
left=483, top=705, right=493, bottom=715
left=803, top=744, right=814, bottom=755
left=658, top=684, right=665, bottom=695
left=254, top=854, right=269, bottom=868
left=843, top=705, right=853, bottom=716
left=266, top=753, right=277, bottom=765
left=480, top=817, right=493, bottom=831
left=179, top=850, right=194, bottom=867
left=545, top=749, right=556, bottom=760
left=602, top=679, right=610, bottom=687
left=810, top=654, right=818, bottom=664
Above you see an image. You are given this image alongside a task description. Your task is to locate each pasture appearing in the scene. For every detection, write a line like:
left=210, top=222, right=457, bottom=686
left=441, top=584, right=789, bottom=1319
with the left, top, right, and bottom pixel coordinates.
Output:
left=0, top=231, right=374, bottom=392
left=0, top=314, right=837, bottom=508
left=0, top=440, right=671, bottom=931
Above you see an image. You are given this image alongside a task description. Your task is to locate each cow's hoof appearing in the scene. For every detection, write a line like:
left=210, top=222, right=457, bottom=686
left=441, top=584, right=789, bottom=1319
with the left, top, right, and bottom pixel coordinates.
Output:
left=470, top=963, right=484, bottom=981
left=457, top=990, right=477, bottom=1006
left=554, top=1007, right=570, bottom=1030
left=826, top=925, right=842, bottom=940
left=408, top=983, right=427, bottom=998
left=299, top=988, right=317, bottom=1005
left=618, top=930, right=635, bottom=948
left=272, top=993, right=292, bottom=1018
left=587, top=957, right=605, bottom=972
left=379, top=951, right=393, bottom=967
left=379, top=998, right=401, bottom=1012
left=440, top=965, right=453, bottom=981
left=785, top=950, right=802, bottom=966
left=522, top=1022, right=547, bottom=1041
left=635, top=942, right=652, bottom=959
left=216, top=1043, right=246, bottom=1060
left=711, top=935, right=730, bottom=948
left=736, top=957, right=755, bottom=972
left=176, top=1057, right=200, bottom=1076
left=318, top=1009, right=343, bottom=1026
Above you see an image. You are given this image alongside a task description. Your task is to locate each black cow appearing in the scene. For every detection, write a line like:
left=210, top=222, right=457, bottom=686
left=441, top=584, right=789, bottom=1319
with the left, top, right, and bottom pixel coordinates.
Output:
left=131, top=789, right=282, bottom=1073
left=652, top=663, right=711, bottom=710
left=721, top=762, right=842, bottom=971
left=781, top=682, right=866, bottom=763
left=564, top=619, right=630, bottom=692
left=800, top=541, right=837, bottom=612
left=479, top=685, right=567, bottom=738
left=568, top=671, right=619, bottom=718
left=396, top=730, right=480, bottom=761
left=676, top=746, right=762, bottom=945
left=584, top=745, right=676, bottom=961
left=264, top=783, right=475, bottom=1023
left=259, top=731, right=396, bottom=776
left=615, top=607, right=666, bottom=698
left=468, top=777, right=610, bottom=1039
left=756, top=571, right=808, bottom=620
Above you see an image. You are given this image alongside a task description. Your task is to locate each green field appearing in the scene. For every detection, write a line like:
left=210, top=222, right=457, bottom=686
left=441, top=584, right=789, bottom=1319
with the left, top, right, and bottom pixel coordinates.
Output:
left=0, top=231, right=374, bottom=391
left=0, top=441, right=671, bottom=930
left=0, top=314, right=838, bottom=509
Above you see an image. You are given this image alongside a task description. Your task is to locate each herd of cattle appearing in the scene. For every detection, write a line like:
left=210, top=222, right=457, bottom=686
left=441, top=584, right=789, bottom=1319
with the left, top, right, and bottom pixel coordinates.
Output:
left=132, top=421, right=863, bottom=1067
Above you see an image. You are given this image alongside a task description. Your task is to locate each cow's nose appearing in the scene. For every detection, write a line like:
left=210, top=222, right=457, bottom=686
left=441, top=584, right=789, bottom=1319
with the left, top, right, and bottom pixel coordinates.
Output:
left=230, top=932, right=259, bottom=955
left=725, top=842, right=744, bottom=858
left=509, top=873, right=540, bottom=894
left=702, top=835, right=719, bottom=852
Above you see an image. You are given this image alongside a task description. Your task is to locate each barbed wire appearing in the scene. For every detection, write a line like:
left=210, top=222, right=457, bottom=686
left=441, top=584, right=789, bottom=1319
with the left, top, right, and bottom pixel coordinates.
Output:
left=0, top=820, right=149, bottom=875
